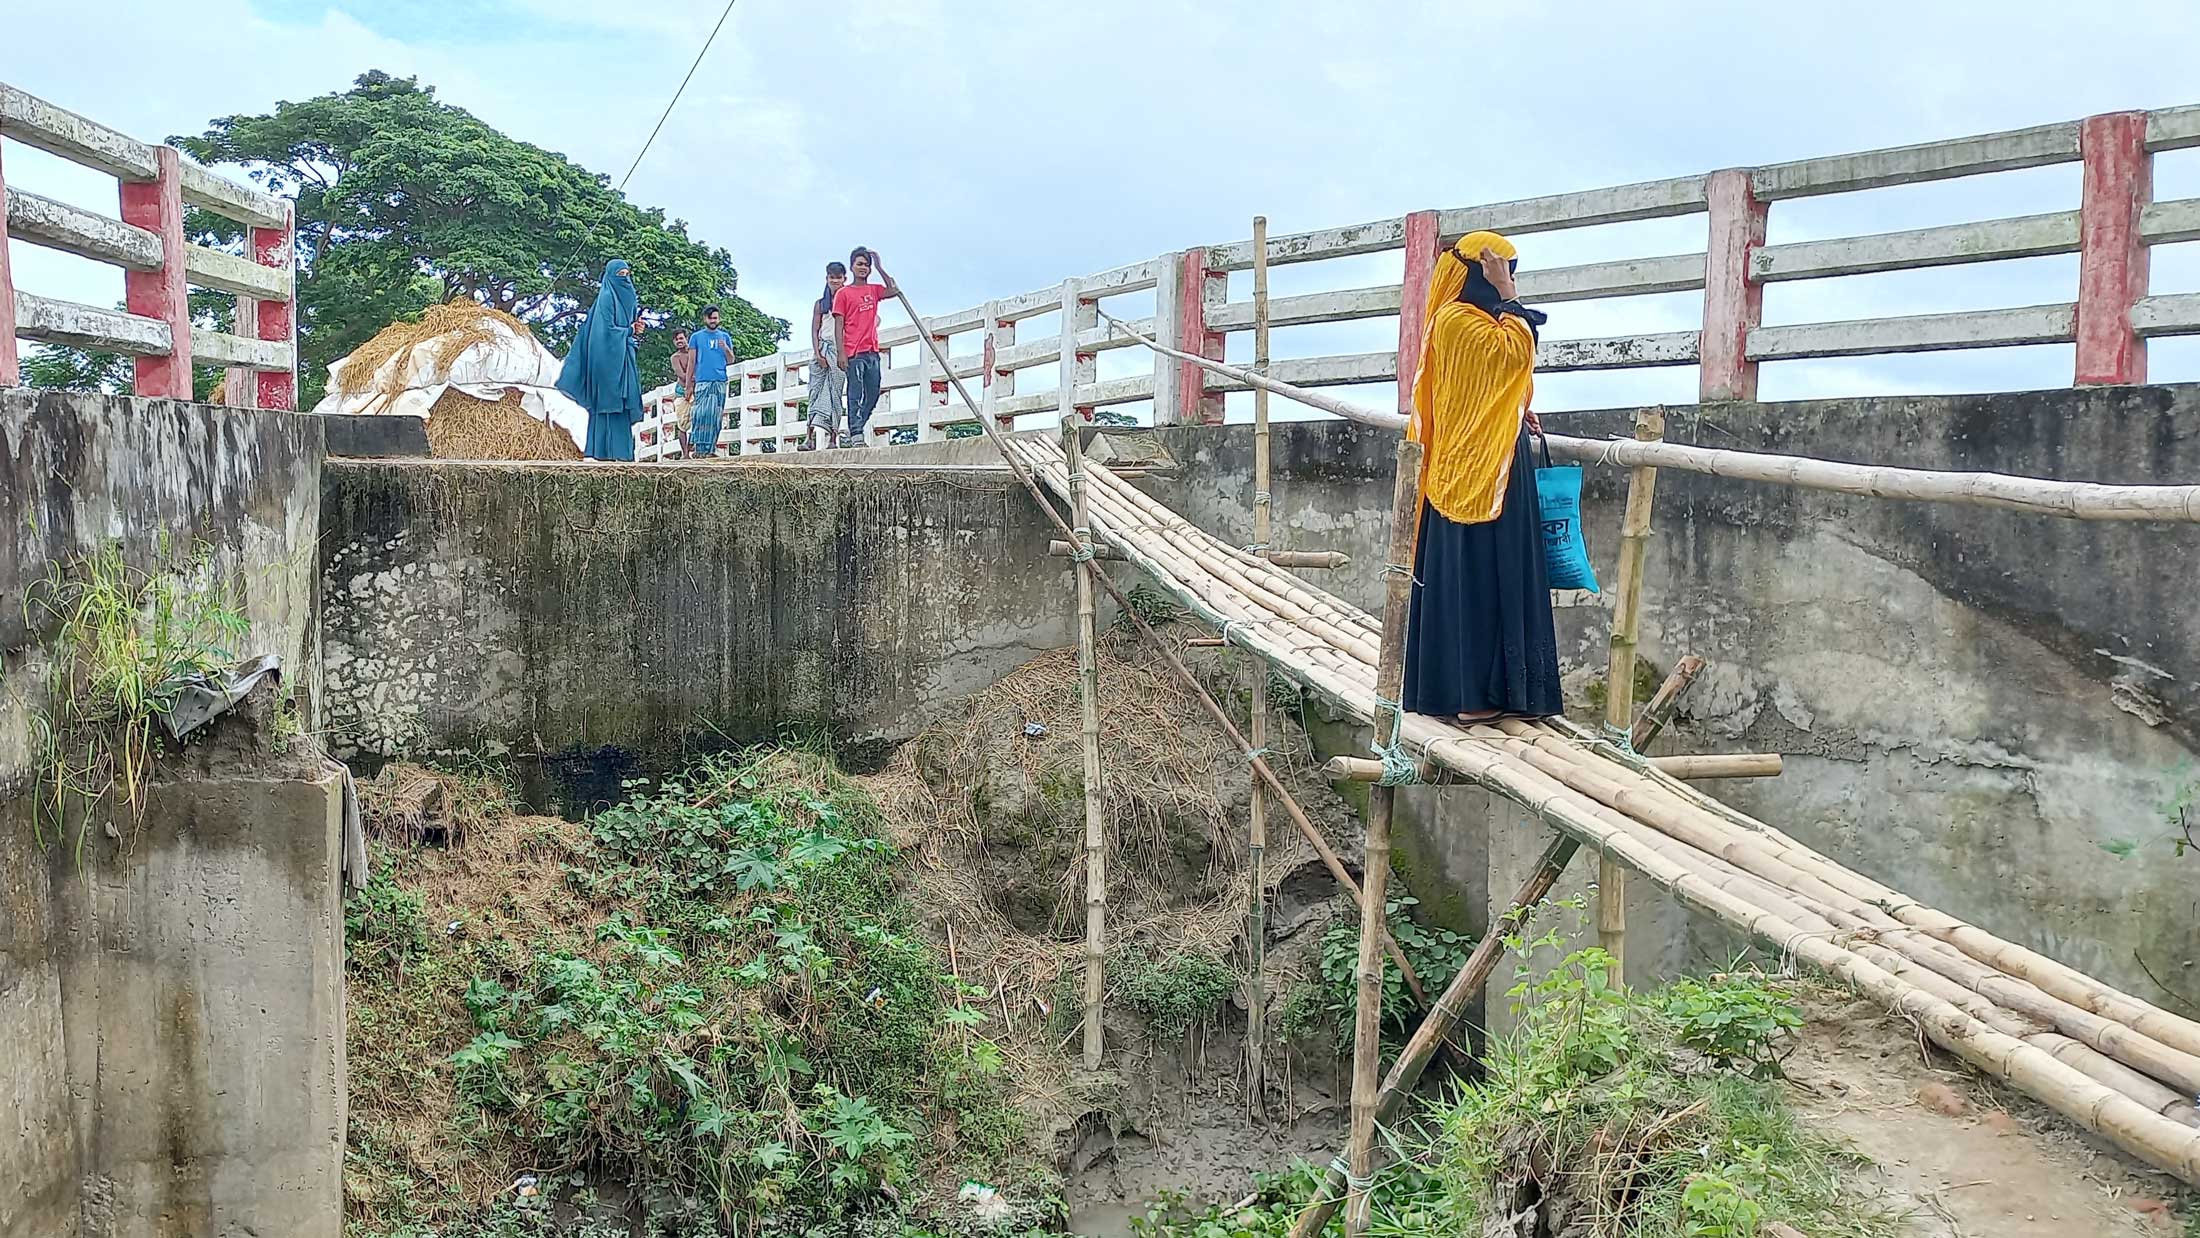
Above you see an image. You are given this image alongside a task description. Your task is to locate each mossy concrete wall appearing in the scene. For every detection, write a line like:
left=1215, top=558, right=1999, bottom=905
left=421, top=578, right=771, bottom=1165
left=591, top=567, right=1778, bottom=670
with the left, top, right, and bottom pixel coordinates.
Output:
left=0, top=390, right=323, bottom=798
left=0, top=391, right=335, bottom=1237
left=318, top=385, right=2200, bottom=1007
left=318, top=460, right=1085, bottom=803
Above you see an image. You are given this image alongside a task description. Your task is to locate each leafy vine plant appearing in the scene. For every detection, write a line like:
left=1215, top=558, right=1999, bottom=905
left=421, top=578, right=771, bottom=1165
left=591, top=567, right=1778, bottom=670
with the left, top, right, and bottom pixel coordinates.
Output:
left=2098, top=760, right=2198, bottom=862
left=23, top=541, right=249, bottom=864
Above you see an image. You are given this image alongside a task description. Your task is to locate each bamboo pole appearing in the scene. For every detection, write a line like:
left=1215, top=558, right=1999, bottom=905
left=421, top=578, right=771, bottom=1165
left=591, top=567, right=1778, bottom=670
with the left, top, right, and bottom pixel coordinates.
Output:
left=1095, top=309, right=2200, bottom=523
left=1402, top=722, right=2200, bottom=1181
left=1246, top=213, right=1273, bottom=1117
left=1323, top=752, right=1781, bottom=783
left=1046, top=540, right=1345, bottom=569
left=1347, top=436, right=1424, bottom=1237
left=1062, top=416, right=1108, bottom=1072
left=1645, top=753, right=1782, bottom=780
left=1479, top=720, right=2200, bottom=1096
left=1287, top=832, right=1582, bottom=1238
left=1600, top=408, right=1664, bottom=984
left=885, top=283, right=1430, bottom=1009
left=1630, top=653, right=1706, bottom=750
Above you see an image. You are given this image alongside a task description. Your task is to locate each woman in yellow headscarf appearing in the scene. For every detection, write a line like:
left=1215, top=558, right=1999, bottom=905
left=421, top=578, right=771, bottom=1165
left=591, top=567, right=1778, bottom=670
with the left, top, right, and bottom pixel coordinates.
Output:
left=1402, top=231, right=1562, bottom=723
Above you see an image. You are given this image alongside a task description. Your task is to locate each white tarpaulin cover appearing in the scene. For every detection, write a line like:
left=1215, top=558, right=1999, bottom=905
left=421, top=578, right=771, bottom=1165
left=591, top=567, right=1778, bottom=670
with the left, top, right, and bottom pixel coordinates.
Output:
left=309, top=312, right=588, bottom=452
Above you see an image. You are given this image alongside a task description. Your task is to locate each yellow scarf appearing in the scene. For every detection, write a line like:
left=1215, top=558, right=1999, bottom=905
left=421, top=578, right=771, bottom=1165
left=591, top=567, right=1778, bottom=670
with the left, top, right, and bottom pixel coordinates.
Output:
left=1408, top=231, right=1538, bottom=524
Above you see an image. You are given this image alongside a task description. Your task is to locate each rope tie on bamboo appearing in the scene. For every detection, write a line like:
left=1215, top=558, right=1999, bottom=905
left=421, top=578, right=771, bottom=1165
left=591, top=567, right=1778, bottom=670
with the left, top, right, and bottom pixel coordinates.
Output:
left=1068, top=543, right=1096, bottom=564
left=1378, top=560, right=1423, bottom=588
left=1371, top=697, right=1422, bottom=786
left=1241, top=746, right=1274, bottom=764
left=1253, top=489, right=1272, bottom=505
left=1591, top=723, right=1656, bottom=774
left=1243, top=541, right=1270, bottom=554
left=1326, top=1155, right=1376, bottom=1195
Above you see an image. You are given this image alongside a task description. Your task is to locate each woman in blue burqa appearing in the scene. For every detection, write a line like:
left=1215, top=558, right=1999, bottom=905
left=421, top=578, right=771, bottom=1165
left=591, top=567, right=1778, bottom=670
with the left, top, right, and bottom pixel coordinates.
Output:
left=557, top=259, right=644, bottom=460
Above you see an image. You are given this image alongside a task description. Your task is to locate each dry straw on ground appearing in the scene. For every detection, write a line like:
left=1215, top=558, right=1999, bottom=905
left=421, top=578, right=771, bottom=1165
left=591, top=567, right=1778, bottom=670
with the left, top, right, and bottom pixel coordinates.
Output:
left=335, top=300, right=530, bottom=402
left=863, top=631, right=1342, bottom=1064
left=424, top=388, right=582, bottom=461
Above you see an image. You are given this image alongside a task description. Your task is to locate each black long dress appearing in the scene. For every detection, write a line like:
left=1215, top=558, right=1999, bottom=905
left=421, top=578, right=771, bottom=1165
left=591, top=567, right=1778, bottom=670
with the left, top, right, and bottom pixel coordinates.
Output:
left=1401, top=424, right=1564, bottom=718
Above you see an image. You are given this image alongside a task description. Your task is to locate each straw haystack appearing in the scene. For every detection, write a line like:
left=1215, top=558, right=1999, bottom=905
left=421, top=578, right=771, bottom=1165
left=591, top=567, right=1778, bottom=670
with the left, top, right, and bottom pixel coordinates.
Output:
left=310, top=301, right=591, bottom=459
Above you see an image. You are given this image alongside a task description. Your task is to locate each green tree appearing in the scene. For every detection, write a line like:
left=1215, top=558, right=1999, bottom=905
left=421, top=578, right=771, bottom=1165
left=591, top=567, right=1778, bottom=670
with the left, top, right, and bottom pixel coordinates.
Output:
left=161, top=70, right=783, bottom=406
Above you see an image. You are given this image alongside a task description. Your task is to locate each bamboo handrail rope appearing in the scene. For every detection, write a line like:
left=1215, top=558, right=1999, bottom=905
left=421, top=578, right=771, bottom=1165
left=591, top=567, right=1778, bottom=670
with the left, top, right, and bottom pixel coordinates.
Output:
left=1094, top=310, right=2200, bottom=523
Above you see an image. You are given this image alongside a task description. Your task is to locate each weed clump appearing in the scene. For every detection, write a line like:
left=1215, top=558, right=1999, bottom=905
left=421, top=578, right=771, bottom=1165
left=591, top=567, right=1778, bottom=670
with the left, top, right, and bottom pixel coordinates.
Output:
left=23, top=542, right=250, bottom=861
left=1121, top=951, right=1237, bottom=1041
left=343, top=749, right=1049, bottom=1238
left=1135, top=949, right=1894, bottom=1238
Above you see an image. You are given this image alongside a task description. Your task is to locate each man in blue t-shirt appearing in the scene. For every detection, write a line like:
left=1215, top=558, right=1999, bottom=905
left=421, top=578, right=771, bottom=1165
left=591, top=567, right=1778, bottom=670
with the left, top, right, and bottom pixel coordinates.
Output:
left=688, top=307, right=735, bottom=458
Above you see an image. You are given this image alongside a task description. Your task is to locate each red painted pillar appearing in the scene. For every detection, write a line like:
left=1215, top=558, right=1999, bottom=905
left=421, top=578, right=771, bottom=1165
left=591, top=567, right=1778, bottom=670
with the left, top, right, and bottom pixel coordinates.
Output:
left=2074, top=111, right=2151, bottom=386
left=253, top=201, right=297, bottom=410
left=1174, top=247, right=1224, bottom=424
left=0, top=139, right=18, bottom=388
left=1698, top=168, right=1768, bottom=402
left=1394, top=210, right=1439, bottom=416
left=120, top=146, right=192, bottom=399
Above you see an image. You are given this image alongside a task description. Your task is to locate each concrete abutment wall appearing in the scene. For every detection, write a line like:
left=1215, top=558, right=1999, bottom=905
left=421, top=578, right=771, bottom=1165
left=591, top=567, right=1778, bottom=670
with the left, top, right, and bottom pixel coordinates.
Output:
left=1, top=390, right=340, bottom=1238
left=319, top=384, right=2200, bottom=1010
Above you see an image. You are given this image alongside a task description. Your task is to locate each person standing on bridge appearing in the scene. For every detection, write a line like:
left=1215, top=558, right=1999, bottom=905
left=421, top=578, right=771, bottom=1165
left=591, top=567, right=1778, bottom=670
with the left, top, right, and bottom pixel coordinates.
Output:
left=833, top=247, right=896, bottom=447
left=688, top=306, right=737, bottom=458
left=1402, top=231, right=1562, bottom=724
left=807, top=260, right=849, bottom=449
left=557, top=258, right=646, bottom=461
left=669, top=326, right=696, bottom=456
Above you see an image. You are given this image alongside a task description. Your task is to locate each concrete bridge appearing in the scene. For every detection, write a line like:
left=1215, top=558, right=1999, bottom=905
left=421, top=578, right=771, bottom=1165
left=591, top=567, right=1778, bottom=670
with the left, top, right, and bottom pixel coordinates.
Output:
left=6, top=83, right=2200, bottom=1236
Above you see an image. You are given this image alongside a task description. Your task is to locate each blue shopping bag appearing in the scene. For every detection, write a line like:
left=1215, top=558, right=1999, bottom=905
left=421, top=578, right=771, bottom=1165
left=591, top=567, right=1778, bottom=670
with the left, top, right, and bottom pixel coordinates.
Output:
left=1534, top=433, right=1600, bottom=593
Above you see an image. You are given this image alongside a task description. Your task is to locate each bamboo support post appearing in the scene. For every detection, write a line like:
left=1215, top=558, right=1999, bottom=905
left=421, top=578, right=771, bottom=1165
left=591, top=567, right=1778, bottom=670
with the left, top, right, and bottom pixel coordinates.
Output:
left=1063, top=416, right=1108, bottom=1071
left=1246, top=213, right=1273, bottom=1117
left=1288, top=832, right=1582, bottom=1238
left=1629, top=653, right=1706, bottom=750
left=884, top=284, right=1429, bottom=1012
left=1600, top=407, right=1665, bottom=984
left=1346, top=436, right=1423, bottom=1237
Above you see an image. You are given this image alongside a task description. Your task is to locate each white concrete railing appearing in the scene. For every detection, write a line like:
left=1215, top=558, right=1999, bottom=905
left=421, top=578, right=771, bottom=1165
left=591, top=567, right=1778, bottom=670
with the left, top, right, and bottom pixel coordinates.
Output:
left=634, top=103, right=2200, bottom=459
left=0, top=81, right=298, bottom=407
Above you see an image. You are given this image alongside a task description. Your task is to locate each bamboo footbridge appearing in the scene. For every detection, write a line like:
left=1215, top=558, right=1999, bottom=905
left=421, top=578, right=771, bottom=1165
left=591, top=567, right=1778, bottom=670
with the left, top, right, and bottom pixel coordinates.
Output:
left=871, top=256, right=2200, bottom=1209
left=996, top=430, right=2200, bottom=1183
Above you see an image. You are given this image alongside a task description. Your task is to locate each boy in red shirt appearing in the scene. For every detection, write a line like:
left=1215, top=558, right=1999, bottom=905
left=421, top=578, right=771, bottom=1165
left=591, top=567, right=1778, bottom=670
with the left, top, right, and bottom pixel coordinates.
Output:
left=832, top=247, right=896, bottom=448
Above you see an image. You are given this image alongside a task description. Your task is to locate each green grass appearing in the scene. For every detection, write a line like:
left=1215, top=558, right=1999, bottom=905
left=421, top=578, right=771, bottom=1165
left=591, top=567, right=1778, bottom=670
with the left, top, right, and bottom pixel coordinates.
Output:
left=343, top=749, right=1051, bottom=1238
left=1134, top=954, right=1898, bottom=1238
left=23, top=540, right=248, bottom=863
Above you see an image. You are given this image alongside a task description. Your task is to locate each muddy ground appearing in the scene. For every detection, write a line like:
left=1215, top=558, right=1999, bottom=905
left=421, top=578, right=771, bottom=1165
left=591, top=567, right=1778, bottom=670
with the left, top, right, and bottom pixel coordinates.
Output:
left=1787, top=988, right=2189, bottom=1236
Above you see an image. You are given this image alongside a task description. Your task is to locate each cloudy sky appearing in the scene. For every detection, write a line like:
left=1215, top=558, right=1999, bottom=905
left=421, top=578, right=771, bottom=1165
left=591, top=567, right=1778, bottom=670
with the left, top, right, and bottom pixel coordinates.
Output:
left=7, top=0, right=2198, bottom=418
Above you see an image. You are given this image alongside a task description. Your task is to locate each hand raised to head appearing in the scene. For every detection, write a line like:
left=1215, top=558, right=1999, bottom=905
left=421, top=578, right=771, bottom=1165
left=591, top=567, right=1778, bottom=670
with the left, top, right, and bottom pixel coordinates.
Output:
left=1477, top=247, right=1517, bottom=301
